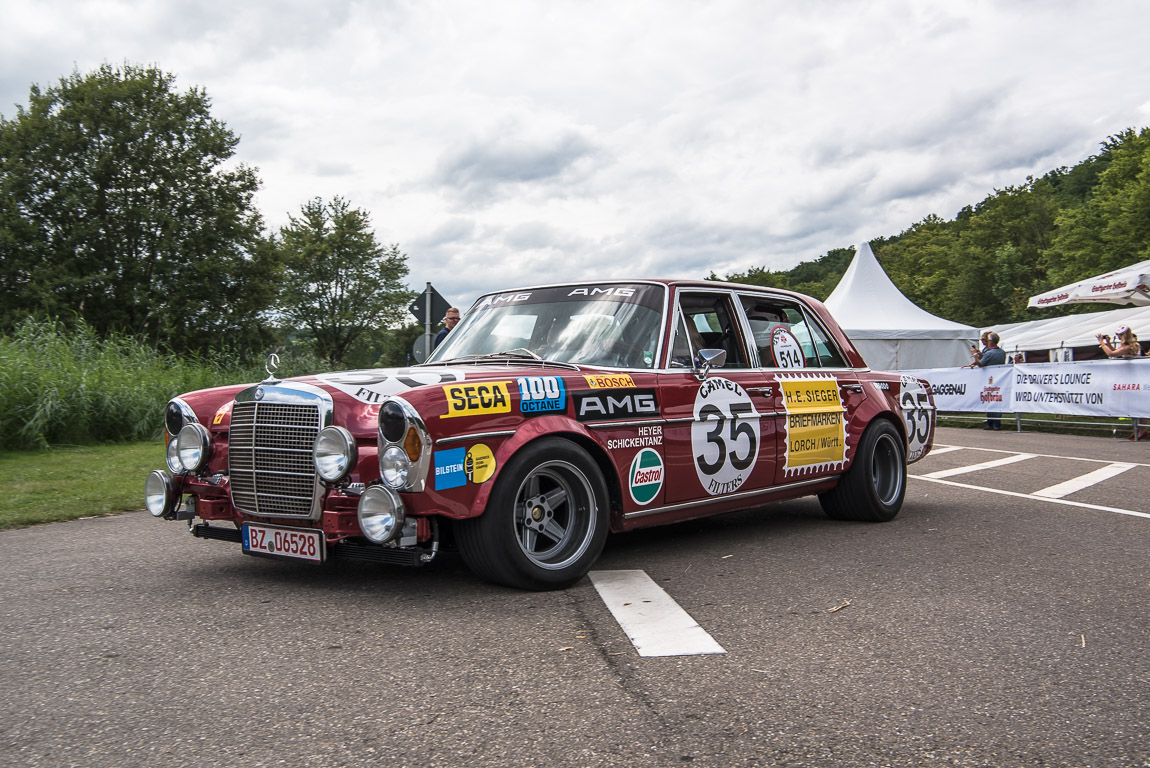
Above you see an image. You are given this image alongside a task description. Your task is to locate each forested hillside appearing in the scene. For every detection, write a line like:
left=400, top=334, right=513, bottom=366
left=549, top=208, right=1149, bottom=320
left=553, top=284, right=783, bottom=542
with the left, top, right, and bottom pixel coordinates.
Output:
left=719, top=128, right=1150, bottom=328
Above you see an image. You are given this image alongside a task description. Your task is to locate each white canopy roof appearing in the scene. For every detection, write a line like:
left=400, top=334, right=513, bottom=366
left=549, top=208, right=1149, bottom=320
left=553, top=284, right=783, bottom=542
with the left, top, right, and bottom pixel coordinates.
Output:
left=823, top=242, right=978, bottom=369
left=993, top=305, right=1150, bottom=354
left=1027, top=258, right=1150, bottom=309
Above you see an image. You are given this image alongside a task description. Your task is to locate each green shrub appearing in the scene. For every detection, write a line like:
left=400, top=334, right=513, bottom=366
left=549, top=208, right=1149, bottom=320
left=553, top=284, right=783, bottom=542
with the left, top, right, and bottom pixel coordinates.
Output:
left=0, top=318, right=311, bottom=449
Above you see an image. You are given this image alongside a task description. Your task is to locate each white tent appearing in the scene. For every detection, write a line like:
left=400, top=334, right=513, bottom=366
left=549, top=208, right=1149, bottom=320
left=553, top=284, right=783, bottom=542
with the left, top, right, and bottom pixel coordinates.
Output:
left=824, top=242, right=979, bottom=370
left=992, top=305, right=1150, bottom=360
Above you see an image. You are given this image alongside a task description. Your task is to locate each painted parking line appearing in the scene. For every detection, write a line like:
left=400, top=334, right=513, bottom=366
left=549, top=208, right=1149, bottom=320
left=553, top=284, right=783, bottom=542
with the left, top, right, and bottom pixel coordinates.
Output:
left=1033, top=462, right=1137, bottom=498
left=920, top=453, right=1036, bottom=479
left=589, top=570, right=725, bottom=657
left=926, top=445, right=965, bottom=456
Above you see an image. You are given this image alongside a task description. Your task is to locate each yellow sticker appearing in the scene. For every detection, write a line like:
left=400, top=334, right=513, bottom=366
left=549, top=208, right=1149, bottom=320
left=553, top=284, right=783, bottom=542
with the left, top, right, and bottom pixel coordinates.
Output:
left=584, top=373, right=636, bottom=389
left=780, top=376, right=847, bottom=473
left=465, top=443, right=497, bottom=483
left=212, top=402, right=232, bottom=425
left=442, top=381, right=512, bottom=418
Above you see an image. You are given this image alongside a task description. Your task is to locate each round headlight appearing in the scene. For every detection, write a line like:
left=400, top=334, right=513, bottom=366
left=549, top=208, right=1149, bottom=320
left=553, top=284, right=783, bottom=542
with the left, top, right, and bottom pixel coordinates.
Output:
left=165, top=437, right=182, bottom=473
left=379, top=400, right=407, bottom=443
left=357, top=485, right=406, bottom=543
left=380, top=445, right=410, bottom=488
left=313, top=426, right=358, bottom=483
left=145, top=470, right=176, bottom=518
left=165, top=398, right=196, bottom=439
left=177, top=423, right=212, bottom=473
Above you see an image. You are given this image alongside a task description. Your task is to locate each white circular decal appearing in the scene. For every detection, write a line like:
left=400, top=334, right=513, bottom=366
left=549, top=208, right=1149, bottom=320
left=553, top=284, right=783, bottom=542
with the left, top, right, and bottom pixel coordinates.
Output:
left=900, top=375, right=932, bottom=462
left=691, top=377, right=760, bottom=496
left=771, top=326, right=805, bottom=369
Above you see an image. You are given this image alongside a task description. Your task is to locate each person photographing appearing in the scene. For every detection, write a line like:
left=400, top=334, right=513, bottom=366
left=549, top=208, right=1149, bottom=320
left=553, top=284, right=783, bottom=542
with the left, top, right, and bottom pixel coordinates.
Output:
left=1097, top=325, right=1141, bottom=357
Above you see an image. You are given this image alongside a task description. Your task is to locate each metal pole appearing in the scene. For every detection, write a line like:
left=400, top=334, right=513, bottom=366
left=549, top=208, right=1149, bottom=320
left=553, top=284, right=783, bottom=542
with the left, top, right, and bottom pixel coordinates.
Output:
left=425, top=282, right=432, bottom=356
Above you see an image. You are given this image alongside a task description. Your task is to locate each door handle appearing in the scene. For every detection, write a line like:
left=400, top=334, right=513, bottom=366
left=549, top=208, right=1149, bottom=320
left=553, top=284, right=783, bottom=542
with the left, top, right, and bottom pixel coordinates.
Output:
left=842, top=383, right=864, bottom=394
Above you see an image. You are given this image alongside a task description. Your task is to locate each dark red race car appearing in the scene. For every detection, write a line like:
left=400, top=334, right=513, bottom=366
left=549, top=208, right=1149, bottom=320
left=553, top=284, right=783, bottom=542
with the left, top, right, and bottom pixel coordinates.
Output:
left=146, top=279, right=935, bottom=590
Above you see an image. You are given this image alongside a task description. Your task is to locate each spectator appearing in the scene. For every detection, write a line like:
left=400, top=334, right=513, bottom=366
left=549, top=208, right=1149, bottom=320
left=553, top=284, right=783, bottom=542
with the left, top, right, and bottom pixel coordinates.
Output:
left=1097, top=325, right=1141, bottom=358
left=965, top=331, right=991, bottom=368
left=433, top=307, right=461, bottom=348
left=977, top=331, right=1007, bottom=430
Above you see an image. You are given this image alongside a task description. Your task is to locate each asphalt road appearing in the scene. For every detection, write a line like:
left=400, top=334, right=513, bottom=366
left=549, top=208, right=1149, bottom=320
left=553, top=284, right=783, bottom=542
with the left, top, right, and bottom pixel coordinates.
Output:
left=2, top=426, right=1149, bottom=768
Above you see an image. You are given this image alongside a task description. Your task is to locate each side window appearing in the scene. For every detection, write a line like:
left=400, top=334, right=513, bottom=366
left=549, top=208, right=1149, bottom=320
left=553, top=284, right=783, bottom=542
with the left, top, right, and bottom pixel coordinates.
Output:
left=740, top=295, right=848, bottom=369
left=671, top=293, right=747, bottom=369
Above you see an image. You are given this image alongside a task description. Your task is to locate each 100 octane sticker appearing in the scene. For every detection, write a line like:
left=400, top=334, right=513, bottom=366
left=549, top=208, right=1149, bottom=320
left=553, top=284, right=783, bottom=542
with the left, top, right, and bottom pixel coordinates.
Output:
left=691, top=377, right=760, bottom=495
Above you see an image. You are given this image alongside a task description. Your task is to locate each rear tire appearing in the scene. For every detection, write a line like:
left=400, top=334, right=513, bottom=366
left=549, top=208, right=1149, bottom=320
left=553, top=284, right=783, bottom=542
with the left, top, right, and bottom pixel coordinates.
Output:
left=456, top=438, right=609, bottom=590
left=819, top=420, right=906, bottom=522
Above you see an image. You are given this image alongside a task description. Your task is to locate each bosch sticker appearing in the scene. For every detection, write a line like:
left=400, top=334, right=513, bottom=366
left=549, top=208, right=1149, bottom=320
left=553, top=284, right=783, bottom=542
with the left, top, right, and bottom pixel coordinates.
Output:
left=900, top=375, right=932, bottom=462
left=780, top=374, right=847, bottom=475
left=584, top=373, right=636, bottom=389
left=434, top=448, right=467, bottom=490
left=516, top=376, right=566, bottom=414
left=442, top=381, right=512, bottom=418
left=771, top=326, right=805, bottom=369
left=691, top=378, right=760, bottom=495
left=465, top=444, right=497, bottom=483
left=628, top=448, right=664, bottom=505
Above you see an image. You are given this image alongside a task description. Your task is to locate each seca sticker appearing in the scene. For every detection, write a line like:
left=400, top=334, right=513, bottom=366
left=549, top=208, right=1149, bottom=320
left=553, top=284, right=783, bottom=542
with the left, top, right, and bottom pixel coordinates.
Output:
left=900, top=375, right=932, bottom=462
left=442, top=382, right=512, bottom=418
left=691, top=377, right=760, bottom=496
left=779, top=374, right=848, bottom=476
left=771, top=326, right=805, bottom=369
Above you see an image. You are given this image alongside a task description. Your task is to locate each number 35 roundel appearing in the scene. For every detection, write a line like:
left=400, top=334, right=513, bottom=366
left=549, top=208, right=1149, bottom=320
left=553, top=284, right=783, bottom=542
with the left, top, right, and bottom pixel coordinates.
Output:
left=691, top=377, right=760, bottom=496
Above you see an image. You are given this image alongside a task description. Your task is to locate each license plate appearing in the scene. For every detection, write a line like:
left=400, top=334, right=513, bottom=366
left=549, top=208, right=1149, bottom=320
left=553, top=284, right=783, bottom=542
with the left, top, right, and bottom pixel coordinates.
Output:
left=242, top=523, right=325, bottom=563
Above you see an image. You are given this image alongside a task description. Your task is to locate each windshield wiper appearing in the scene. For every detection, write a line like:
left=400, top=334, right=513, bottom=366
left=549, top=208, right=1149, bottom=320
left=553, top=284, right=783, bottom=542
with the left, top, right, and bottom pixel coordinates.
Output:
left=435, top=348, right=580, bottom=370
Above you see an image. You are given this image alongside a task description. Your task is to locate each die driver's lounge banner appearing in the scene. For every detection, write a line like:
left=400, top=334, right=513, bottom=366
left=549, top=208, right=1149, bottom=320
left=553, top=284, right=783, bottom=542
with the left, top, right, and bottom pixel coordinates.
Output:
left=902, top=360, right=1150, bottom=418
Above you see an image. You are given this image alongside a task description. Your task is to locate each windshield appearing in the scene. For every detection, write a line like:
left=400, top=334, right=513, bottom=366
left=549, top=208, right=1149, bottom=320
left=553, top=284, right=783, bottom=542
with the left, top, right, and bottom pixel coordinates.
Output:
left=428, top=283, right=666, bottom=369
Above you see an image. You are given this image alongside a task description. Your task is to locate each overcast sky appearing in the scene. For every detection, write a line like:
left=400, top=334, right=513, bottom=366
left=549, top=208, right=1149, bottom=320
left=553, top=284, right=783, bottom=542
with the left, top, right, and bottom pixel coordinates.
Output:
left=4, top=1, right=1150, bottom=314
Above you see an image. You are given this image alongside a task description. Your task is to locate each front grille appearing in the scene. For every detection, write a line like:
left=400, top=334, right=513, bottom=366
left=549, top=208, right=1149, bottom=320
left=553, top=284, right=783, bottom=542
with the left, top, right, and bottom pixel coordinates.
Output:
left=229, top=393, right=324, bottom=519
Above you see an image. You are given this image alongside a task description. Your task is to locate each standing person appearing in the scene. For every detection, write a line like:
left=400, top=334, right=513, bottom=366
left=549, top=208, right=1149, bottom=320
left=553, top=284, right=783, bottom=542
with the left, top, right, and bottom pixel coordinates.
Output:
left=1097, top=325, right=1141, bottom=357
left=977, top=331, right=1007, bottom=430
left=434, top=307, right=461, bottom=349
left=966, top=331, right=991, bottom=367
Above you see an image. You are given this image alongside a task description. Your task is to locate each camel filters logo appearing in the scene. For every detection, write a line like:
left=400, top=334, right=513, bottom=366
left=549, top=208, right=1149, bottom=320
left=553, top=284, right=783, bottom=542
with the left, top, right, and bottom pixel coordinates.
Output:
left=628, top=448, right=664, bottom=506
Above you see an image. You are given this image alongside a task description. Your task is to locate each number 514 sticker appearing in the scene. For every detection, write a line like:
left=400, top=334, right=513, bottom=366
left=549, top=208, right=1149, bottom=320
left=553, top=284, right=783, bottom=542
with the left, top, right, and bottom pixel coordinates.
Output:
left=691, top=377, right=760, bottom=495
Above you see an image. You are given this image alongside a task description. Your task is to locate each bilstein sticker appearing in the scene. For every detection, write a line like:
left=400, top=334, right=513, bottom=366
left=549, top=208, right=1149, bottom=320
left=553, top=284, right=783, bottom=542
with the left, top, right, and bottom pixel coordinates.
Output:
left=434, top=448, right=467, bottom=490
left=442, top=381, right=512, bottom=418
left=691, top=377, right=760, bottom=495
left=628, top=448, right=664, bottom=505
left=780, top=374, right=847, bottom=475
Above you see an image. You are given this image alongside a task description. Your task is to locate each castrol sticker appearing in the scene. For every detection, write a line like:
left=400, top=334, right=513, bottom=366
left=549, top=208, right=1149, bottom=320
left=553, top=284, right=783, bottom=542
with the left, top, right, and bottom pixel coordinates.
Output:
left=780, top=373, right=848, bottom=476
left=771, top=325, right=805, bottom=369
left=691, top=377, right=760, bottom=495
left=628, top=448, right=664, bottom=505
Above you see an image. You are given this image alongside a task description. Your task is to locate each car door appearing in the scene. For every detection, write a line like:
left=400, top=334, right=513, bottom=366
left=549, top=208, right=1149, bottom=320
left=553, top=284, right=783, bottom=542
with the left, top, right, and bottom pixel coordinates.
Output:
left=658, top=289, right=779, bottom=506
left=745, top=297, right=869, bottom=485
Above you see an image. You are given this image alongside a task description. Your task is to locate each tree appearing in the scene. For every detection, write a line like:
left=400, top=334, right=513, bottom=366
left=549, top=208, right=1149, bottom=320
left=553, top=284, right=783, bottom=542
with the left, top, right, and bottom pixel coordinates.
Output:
left=0, top=63, right=275, bottom=353
left=277, top=197, right=414, bottom=367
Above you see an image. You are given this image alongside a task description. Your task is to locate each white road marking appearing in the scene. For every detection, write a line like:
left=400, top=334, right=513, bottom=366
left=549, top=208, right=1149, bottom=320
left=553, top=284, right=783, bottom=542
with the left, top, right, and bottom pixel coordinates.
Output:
left=589, top=570, right=725, bottom=657
left=912, top=475, right=1150, bottom=520
left=920, top=453, right=1036, bottom=479
left=1033, top=463, right=1137, bottom=499
left=925, top=445, right=964, bottom=456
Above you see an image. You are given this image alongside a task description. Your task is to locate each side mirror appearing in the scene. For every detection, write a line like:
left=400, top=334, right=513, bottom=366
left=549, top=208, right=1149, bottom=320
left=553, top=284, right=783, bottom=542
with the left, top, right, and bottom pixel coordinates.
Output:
left=694, top=348, right=727, bottom=381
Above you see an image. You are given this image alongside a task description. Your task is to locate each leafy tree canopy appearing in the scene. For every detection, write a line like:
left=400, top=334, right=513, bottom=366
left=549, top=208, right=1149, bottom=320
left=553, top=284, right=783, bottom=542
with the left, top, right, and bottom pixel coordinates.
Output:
left=716, top=127, right=1150, bottom=329
left=276, top=197, right=415, bottom=368
left=0, top=63, right=277, bottom=354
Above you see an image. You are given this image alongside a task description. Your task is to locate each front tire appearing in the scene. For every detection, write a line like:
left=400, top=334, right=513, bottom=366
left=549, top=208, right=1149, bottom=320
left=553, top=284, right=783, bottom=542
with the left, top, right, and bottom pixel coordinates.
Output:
left=819, top=420, right=906, bottom=522
left=456, top=438, right=609, bottom=590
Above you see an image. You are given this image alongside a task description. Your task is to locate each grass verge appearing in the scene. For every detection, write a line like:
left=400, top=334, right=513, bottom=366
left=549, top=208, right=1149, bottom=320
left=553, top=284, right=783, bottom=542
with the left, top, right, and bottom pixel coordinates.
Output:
left=0, top=440, right=163, bottom=530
